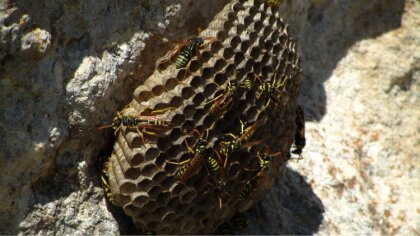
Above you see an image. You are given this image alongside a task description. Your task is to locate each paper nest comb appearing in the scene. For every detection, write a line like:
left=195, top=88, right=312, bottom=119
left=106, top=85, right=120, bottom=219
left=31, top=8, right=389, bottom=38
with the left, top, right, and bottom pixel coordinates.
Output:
left=105, top=0, right=303, bottom=234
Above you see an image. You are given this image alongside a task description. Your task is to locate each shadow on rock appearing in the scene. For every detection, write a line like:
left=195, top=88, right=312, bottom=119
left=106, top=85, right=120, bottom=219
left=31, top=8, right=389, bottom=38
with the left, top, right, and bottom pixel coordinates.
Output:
left=234, top=167, right=325, bottom=235
left=280, top=0, right=406, bottom=121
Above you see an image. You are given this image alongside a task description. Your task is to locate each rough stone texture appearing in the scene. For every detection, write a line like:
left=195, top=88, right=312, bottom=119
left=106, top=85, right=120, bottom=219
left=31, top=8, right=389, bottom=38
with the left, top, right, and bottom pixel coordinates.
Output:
left=0, top=0, right=419, bottom=235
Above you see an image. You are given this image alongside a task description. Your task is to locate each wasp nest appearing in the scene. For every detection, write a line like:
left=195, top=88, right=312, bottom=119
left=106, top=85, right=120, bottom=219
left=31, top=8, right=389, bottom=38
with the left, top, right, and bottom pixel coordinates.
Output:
left=104, top=0, right=302, bottom=234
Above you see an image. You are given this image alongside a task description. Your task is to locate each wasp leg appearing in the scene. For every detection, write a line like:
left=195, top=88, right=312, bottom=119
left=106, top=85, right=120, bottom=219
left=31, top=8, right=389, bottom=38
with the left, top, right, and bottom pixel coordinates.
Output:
left=167, top=159, right=191, bottom=165
left=142, top=129, right=159, bottom=136
left=184, top=138, right=195, bottom=154
left=253, top=73, right=263, bottom=84
left=256, top=89, right=263, bottom=100
left=261, top=98, right=271, bottom=111
left=276, top=75, right=290, bottom=89
left=135, top=127, right=146, bottom=146
left=150, top=106, right=176, bottom=114
left=203, top=93, right=224, bottom=106
left=224, top=133, right=237, bottom=140
left=181, top=60, right=193, bottom=82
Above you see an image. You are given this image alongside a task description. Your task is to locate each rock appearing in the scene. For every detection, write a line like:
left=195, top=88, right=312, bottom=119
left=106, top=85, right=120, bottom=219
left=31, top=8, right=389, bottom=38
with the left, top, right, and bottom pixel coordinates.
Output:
left=0, top=0, right=418, bottom=235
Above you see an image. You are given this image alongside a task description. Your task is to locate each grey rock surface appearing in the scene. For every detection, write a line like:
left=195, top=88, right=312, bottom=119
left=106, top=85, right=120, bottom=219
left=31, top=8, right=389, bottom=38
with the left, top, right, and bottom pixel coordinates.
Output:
left=0, top=0, right=419, bottom=235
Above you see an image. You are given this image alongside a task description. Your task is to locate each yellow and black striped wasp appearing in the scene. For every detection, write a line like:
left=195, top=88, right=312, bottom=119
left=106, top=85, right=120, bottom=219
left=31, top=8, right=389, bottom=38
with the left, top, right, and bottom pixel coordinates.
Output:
left=100, top=156, right=115, bottom=205
left=219, top=119, right=264, bottom=158
left=98, top=105, right=174, bottom=145
left=255, top=73, right=290, bottom=111
left=243, top=146, right=282, bottom=180
left=241, top=75, right=256, bottom=92
left=203, top=155, right=231, bottom=209
left=167, top=129, right=223, bottom=181
left=156, top=32, right=215, bottom=80
left=238, top=72, right=264, bottom=92
left=291, top=105, right=305, bottom=158
left=203, top=70, right=240, bottom=117
left=256, top=146, right=282, bottom=176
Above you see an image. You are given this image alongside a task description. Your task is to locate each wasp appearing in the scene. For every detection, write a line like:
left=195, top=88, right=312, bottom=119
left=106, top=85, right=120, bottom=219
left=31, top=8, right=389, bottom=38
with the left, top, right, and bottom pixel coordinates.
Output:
left=98, top=105, right=174, bottom=145
left=220, top=119, right=264, bottom=157
left=255, top=73, right=290, bottom=111
left=244, top=146, right=282, bottom=178
left=101, top=157, right=115, bottom=205
left=156, top=34, right=215, bottom=80
left=264, top=0, right=281, bottom=7
left=291, top=105, right=306, bottom=158
left=202, top=175, right=230, bottom=209
left=207, top=153, right=222, bottom=173
left=239, top=73, right=261, bottom=92
left=241, top=78, right=254, bottom=91
left=257, top=147, right=282, bottom=174
left=167, top=129, right=222, bottom=181
left=203, top=70, right=239, bottom=116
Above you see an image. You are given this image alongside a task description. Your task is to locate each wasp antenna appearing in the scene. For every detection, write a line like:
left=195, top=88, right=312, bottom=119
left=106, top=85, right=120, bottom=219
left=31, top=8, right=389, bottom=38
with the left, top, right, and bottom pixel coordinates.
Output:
left=253, top=73, right=263, bottom=84
left=98, top=124, right=113, bottom=130
left=272, top=151, right=282, bottom=157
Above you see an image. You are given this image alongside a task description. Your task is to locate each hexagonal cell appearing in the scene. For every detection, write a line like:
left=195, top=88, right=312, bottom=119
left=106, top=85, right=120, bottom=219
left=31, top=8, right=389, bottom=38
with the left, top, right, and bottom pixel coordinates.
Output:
left=125, top=168, right=141, bottom=180
left=179, top=188, right=197, bottom=204
left=139, top=162, right=159, bottom=178
left=278, top=33, right=288, bottom=46
left=167, top=196, right=181, bottom=211
left=192, top=108, right=207, bottom=122
left=156, top=136, right=171, bottom=152
left=190, top=93, right=204, bottom=107
left=244, top=58, right=255, bottom=72
left=165, top=96, right=182, bottom=108
left=144, top=147, right=159, bottom=161
left=132, top=192, right=150, bottom=208
left=156, top=190, right=172, bottom=204
left=248, top=21, right=262, bottom=34
left=120, top=181, right=137, bottom=194
left=203, top=83, right=218, bottom=98
left=231, top=1, right=244, bottom=13
left=136, top=177, right=154, bottom=192
left=161, top=211, right=177, bottom=224
left=169, top=182, right=186, bottom=197
left=188, top=59, right=202, bottom=73
left=122, top=130, right=143, bottom=149
left=164, top=76, right=178, bottom=90
left=143, top=200, right=160, bottom=214
left=113, top=193, right=131, bottom=207
left=151, top=170, right=167, bottom=185
left=227, top=161, right=242, bottom=179
left=123, top=203, right=138, bottom=217
left=128, top=151, right=144, bottom=167
left=180, top=86, right=194, bottom=99
left=176, top=68, right=188, bottom=81
left=234, top=52, right=245, bottom=65
left=134, top=86, right=154, bottom=103
left=151, top=84, right=165, bottom=97
left=159, top=175, right=176, bottom=190
left=173, top=214, right=187, bottom=227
